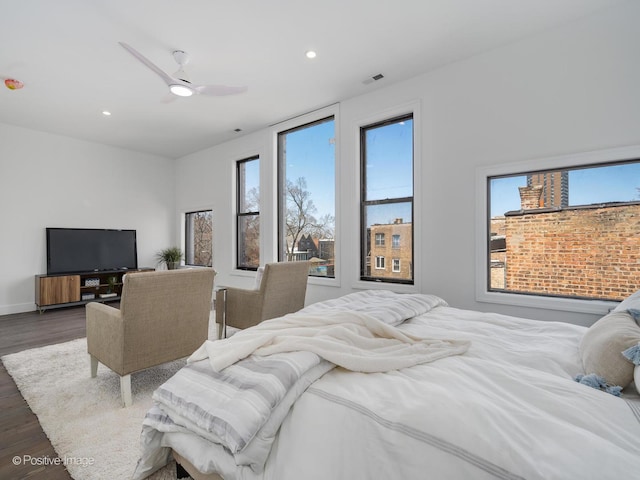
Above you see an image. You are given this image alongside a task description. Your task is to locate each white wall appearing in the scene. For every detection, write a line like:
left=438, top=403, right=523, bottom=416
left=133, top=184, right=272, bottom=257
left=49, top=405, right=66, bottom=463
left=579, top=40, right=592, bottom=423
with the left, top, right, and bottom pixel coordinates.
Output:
left=0, top=124, right=176, bottom=315
left=175, top=2, right=640, bottom=326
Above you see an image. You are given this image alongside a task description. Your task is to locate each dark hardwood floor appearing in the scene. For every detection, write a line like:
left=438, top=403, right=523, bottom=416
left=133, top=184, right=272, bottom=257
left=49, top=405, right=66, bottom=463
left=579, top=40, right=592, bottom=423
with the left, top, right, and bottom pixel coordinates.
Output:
left=0, top=306, right=87, bottom=479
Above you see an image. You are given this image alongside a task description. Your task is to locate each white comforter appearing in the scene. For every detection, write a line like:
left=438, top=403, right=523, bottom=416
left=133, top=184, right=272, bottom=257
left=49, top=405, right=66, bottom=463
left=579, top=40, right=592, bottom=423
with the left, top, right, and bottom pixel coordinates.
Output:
left=136, top=293, right=640, bottom=480
left=188, top=295, right=469, bottom=373
left=260, top=306, right=640, bottom=480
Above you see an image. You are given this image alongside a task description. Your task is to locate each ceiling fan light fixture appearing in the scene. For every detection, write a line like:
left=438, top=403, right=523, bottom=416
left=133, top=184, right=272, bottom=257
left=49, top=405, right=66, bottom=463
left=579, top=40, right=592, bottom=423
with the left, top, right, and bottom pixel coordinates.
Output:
left=169, top=84, right=193, bottom=97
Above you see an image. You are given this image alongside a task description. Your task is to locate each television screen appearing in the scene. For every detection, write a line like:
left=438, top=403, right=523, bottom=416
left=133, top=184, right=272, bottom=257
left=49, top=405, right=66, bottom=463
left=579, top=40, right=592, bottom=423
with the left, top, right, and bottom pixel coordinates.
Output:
left=46, top=228, right=138, bottom=275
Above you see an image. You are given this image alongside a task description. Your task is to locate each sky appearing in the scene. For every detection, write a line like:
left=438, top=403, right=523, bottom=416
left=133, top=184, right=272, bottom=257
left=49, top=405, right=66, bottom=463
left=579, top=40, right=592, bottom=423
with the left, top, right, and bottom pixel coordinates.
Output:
left=283, top=118, right=336, bottom=220
left=252, top=122, right=640, bottom=225
left=281, top=117, right=413, bottom=227
left=363, top=119, right=413, bottom=226
left=490, top=162, right=640, bottom=217
left=243, top=158, right=260, bottom=203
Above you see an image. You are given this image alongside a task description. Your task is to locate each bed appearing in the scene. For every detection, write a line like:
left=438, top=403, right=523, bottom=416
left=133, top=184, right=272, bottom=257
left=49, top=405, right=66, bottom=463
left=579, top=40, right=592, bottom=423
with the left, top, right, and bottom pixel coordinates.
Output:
left=132, top=290, right=640, bottom=480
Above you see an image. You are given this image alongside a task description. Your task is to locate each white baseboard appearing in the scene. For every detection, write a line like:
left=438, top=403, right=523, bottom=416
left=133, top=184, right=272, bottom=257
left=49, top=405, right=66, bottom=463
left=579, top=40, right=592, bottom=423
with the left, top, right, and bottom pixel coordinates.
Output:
left=0, top=302, right=37, bottom=316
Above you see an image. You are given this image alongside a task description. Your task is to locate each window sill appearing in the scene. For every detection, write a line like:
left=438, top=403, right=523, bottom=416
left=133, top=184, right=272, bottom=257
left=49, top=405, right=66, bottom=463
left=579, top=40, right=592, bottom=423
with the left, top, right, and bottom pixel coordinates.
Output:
left=476, top=289, right=618, bottom=316
left=351, top=280, right=418, bottom=294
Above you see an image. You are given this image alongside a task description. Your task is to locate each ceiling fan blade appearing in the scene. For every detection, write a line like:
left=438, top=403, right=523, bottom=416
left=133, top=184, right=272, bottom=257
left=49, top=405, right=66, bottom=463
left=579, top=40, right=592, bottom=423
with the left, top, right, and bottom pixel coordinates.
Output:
left=195, top=84, right=248, bottom=96
left=119, top=42, right=175, bottom=86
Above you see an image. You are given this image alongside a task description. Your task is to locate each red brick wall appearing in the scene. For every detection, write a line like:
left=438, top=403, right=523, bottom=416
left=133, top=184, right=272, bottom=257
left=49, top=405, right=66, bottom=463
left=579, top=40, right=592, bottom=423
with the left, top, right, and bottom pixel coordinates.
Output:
left=504, top=203, right=640, bottom=300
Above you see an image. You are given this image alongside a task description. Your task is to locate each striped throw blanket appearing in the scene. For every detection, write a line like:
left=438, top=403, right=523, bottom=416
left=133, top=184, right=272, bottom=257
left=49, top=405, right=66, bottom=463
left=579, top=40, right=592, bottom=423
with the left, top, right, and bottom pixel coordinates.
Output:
left=146, top=291, right=469, bottom=470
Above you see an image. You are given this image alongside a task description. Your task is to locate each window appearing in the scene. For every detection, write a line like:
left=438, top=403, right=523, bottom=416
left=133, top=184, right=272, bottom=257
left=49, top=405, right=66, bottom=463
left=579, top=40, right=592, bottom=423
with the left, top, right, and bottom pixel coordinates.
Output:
left=237, top=157, right=260, bottom=270
left=278, top=116, right=336, bottom=278
left=361, top=114, right=413, bottom=283
left=375, top=256, right=385, bottom=269
left=185, top=210, right=212, bottom=267
left=487, top=158, right=640, bottom=303
left=392, top=258, right=401, bottom=272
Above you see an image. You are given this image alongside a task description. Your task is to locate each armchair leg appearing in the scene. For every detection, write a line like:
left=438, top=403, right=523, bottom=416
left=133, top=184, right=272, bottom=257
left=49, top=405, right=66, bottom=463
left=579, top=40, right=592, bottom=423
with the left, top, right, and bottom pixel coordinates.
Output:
left=217, top=322, right=223, bottom=340
left=218, top=288, right=227, bottom=340
left=90, top=355, right=98, bottom=378
left=176, top=462, right=190, bottom=479
left=120, top=374, right=132, bottom=407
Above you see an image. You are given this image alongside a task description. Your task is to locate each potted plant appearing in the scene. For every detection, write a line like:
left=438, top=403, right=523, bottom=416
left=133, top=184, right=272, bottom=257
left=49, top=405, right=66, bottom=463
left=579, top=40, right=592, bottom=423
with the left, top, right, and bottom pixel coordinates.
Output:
left=156, top=247, right=183, bottom=270
left=107, top=275, right=118, bottom=294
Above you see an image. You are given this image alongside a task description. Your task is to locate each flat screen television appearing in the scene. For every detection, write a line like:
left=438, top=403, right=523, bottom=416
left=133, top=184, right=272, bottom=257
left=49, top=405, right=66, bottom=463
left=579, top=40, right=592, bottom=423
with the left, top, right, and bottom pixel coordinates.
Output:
left=46, top=228, right=138, bottom=275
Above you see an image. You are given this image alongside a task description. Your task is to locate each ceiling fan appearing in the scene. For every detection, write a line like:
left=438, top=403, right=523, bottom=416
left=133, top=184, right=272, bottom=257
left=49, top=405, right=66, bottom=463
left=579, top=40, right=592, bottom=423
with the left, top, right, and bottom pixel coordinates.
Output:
left=119, top=42, right=247, bottom=98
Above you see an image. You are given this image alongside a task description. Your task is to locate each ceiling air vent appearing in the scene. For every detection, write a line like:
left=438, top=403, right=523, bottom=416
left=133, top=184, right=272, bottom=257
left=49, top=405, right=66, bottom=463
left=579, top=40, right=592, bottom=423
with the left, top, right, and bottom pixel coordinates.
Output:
left=362, top=73, right=384, bottom=85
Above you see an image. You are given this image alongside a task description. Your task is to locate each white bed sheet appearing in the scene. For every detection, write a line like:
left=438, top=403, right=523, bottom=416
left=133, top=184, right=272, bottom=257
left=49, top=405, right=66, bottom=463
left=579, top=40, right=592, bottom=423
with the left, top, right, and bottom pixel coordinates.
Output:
left=147, top=303, right=640, bottom=480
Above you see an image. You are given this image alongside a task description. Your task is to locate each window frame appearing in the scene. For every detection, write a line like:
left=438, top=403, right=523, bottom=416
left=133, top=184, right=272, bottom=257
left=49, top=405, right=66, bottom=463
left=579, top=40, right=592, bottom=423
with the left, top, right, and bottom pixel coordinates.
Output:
left=360, top=113, right=415, bottom=285
left=475, top=145, right=640, bottom=315
left=276, top=111, right=337, bottom=281
left=184, top=209, right=213, bottom=267
left=375, top=256, right=385, bottom=270
left=236, top=156, right=260, bottom=271
left=392, top=258, right=401, bottom=272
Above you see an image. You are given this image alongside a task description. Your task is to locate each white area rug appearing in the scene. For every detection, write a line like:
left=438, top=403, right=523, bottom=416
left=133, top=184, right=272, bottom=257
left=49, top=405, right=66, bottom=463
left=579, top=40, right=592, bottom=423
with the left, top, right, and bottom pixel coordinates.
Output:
left=3, top=337, right=195, bottom=479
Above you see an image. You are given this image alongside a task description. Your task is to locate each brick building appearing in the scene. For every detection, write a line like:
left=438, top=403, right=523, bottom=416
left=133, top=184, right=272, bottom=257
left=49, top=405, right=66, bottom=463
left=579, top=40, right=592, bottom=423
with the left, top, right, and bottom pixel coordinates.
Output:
left=368, top=219, right=413, bottom=281
left=491, top=185, right=640, bottom=301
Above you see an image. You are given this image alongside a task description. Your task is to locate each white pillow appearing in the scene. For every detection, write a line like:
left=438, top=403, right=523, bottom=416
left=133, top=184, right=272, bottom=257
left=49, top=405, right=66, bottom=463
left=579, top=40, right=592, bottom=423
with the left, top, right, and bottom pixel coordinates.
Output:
left=613, top=289, right=640, bottom=313
left=253, top=267, right=265, bottom=290
left=579, top=311, right=640, bottom=389
left=635, top=365, right=640, bottom=395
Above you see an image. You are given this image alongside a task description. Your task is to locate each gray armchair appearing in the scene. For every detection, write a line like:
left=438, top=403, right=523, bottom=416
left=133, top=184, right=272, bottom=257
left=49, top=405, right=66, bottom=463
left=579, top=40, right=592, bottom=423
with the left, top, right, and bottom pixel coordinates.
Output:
left=86, top=268, right=215, bottom=407
left=216, top=261, right=310, bottom=338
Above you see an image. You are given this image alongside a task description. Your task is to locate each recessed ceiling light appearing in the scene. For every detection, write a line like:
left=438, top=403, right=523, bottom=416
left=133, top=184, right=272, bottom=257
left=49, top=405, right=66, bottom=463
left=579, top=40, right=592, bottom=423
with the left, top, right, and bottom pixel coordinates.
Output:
left=305, top=50, right=317, bottom=59
left=102, top=111, right=112, bottom=116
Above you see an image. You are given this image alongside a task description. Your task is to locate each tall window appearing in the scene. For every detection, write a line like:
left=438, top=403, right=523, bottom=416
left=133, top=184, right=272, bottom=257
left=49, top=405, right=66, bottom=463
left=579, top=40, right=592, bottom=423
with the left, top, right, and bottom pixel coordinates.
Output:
left=361, top=114, right=413, bottom=283
left=278, top=116, right=336, bottom=278
left=488, top=159, right=640, bottom=302
left=237, top=157, right=260, bottom=270
left=185, top=210, right=212, bottom=267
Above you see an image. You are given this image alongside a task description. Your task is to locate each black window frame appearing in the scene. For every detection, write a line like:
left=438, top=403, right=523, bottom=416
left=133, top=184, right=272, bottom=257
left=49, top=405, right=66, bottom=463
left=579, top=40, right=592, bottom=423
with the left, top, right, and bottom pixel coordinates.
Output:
left=360, top=113, right=414, bottom=284
left=236, top=156, right=260, bottom=271
left=486, top=158, right=640, bottom=302
left=185, top=209, right=213, bottom=267
left=277, top=115, right=336, bottom=278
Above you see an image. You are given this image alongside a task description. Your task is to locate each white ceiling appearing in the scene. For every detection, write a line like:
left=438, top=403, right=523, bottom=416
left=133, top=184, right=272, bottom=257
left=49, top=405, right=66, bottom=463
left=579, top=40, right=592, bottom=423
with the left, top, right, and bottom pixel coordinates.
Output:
left=0, top=0, right=626, bottom=159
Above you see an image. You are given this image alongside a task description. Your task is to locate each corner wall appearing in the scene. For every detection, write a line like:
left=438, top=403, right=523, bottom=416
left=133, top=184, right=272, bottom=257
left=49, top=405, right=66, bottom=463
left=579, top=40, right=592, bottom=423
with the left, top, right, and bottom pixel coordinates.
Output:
left=0, top=124, right=176, bottom=315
